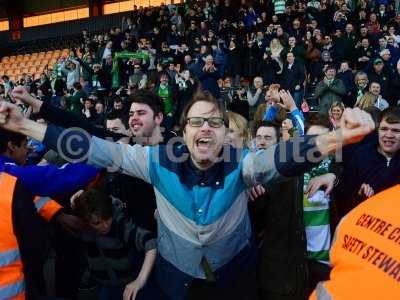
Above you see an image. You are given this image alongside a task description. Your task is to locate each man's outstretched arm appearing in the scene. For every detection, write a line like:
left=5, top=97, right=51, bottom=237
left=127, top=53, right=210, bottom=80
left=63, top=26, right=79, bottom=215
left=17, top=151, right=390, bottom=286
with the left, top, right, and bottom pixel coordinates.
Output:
left=0, top=101, right=151, bottom=183
left=11, top=86, right=126, bottom=141
left=243, top=108, right=374, bottom=186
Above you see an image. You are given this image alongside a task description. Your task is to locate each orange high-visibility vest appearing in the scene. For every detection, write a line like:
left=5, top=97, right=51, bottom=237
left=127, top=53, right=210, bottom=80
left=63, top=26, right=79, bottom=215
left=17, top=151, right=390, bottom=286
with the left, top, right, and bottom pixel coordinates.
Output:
left=0, top=172, right=62, bottom=299
left=310, top=185, right=400, bottom=300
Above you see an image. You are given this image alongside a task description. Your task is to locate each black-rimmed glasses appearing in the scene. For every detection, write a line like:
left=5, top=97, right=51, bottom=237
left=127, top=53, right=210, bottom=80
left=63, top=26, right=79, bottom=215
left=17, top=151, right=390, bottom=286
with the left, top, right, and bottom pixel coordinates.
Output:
left=186, top=117, right=225, bottom=128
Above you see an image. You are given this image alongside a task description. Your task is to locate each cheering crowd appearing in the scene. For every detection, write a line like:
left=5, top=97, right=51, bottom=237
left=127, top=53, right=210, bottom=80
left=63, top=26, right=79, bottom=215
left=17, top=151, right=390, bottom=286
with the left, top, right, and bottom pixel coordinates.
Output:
left=1, top=0, right=400, bottom=299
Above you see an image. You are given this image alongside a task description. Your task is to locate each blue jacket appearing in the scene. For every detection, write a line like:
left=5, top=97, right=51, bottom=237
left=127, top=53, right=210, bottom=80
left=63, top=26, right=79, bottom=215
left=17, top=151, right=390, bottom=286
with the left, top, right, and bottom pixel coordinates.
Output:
left=0, top=155, right=100, bottom=198
left=263, top=106, right=305, bottom=136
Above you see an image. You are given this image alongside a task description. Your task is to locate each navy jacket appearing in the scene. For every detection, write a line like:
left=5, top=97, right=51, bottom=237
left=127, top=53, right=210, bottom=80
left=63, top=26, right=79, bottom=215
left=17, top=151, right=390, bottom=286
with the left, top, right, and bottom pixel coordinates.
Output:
left=335, top=133, right=400, bottom=216
left=198, top=67, right=222, bottom=98
left=0, top=155, right=99, bottom=198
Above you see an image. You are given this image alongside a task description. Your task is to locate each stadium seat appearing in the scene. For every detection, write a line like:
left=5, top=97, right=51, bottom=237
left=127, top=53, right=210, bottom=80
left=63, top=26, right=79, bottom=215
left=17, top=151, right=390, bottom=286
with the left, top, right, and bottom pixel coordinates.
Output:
left=49, top=58, right=58, bottom=66
left=28, top=66, right=37, bottom=73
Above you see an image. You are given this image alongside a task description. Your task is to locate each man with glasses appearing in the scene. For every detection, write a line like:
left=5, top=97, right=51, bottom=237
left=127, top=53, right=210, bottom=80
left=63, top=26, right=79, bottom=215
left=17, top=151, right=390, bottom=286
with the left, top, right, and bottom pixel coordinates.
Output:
left=0, top=90, right=374, bottom=300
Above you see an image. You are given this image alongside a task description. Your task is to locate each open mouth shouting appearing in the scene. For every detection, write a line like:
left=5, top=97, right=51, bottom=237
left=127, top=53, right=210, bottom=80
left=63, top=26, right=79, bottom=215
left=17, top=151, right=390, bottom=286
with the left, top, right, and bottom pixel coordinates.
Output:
left=196, top=136, right=215, bottom=153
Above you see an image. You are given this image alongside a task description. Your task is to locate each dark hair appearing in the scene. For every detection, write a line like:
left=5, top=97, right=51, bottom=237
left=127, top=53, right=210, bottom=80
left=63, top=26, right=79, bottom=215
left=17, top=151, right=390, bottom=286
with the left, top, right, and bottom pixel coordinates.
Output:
left=129, top=90, right=163, bottom=116
left=106, top=110, right=129, bottom=128
left=158, top=71, right=170, bottom=81
left=363, top=106, right=381, bottom=128
left=305, top=113, right=331, bottom=132
left=73, top=189, right=113, bottom=221
left=84, top=98, right=94, bottom=104
left=325, top=64, right=336, bottom=72
left=180, top=90, right=228, bottom=131
left=113, top=96, right=123, bottom=103
left=0, top=128, right=26, bottom=154
left=380, top=107, right=400, bottom=124
left=254, top=120, right=281, bottom=140
left=73, top=82, right=82, bottom=90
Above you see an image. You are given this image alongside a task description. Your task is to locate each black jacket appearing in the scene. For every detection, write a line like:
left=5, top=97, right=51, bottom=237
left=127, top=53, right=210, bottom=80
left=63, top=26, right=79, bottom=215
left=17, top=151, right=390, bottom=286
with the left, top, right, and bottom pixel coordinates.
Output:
left=390, top=71, right=400, bottom=104
left=242, top=45, right=261, bottom=78
left=335, top=133, right=400, bottom=217
left=250, top=178, right=308, bottom=299
left=258, top=58, right=280, bottom=87
left=39, top=101, right=125, bottom=141
left=11, top=178, right=52, bottom=298
left=280, top=61, right=306, bottom=93
left=77, top=57, right=111, bottom=91
left=106, top=173, right=157, bottom=232
left=38, top=101, right=159, bottom=232
left=226, top=47, right=242, bottom=76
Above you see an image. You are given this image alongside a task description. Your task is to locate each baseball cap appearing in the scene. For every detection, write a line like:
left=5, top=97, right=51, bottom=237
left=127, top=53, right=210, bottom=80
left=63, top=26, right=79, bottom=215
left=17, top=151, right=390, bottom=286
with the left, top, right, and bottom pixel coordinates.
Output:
left=373, top=58, right=383, bottom=65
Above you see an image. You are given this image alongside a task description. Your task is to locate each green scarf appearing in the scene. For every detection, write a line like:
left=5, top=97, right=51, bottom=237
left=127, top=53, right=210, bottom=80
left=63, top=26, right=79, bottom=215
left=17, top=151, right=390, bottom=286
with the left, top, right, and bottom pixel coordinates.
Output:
left=112, top=50, right=150, bottom=88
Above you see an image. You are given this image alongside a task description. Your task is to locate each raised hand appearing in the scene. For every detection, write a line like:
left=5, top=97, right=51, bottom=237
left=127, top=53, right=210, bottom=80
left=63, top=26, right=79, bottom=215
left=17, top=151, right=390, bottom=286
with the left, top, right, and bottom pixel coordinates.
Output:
left=11, top=86, right=43, bottom=114
left=339, top=108, right=375, bottom=146
left=278, top=89, right=297, bottom=111
left=315, top=107, right=374, bottom=156
left=0, top=101, right=26, bottom=133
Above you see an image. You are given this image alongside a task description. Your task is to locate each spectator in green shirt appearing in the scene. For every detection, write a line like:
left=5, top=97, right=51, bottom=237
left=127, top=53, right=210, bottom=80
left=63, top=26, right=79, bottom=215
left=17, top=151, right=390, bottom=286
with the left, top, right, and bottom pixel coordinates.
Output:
left=65, top=82, right=87, bottom=115
left=154, top=72, right=178, bottom=132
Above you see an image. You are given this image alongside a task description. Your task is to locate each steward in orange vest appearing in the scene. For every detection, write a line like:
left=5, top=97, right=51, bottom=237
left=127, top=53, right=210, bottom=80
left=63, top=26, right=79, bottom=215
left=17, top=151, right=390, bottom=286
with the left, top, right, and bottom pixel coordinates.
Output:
left=0, top=171, right=62, bottom=299
left=310, top=185, right=400, bottom=300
